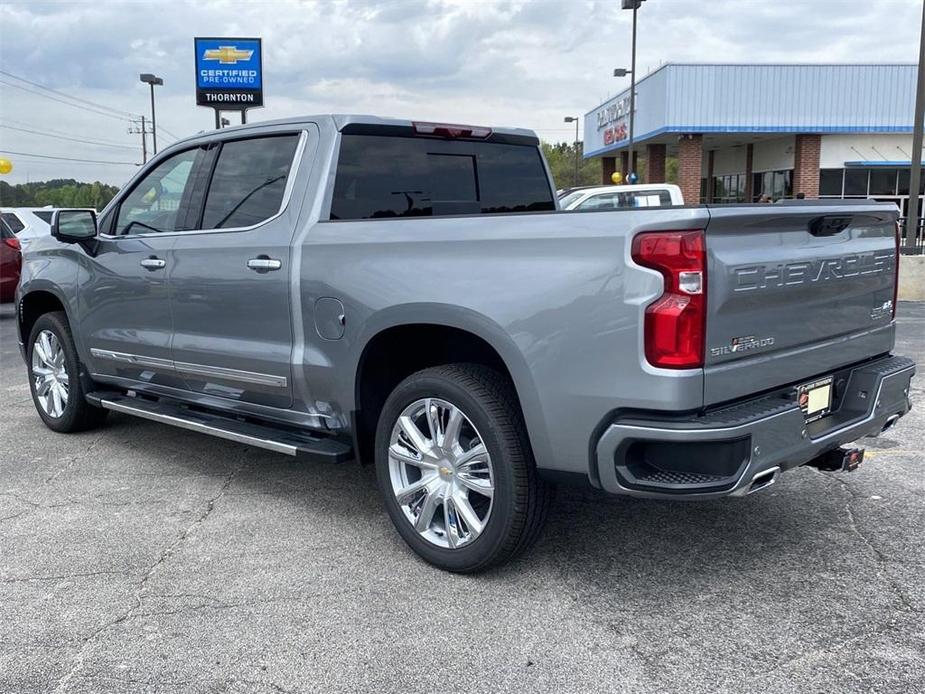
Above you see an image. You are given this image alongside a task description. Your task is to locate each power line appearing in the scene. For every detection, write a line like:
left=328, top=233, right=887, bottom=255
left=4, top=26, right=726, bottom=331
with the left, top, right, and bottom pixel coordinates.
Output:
left=158, top=125, right=181, bottom=142
left=0, top=69, right=140, bottom=118
left=0, top=79, right=134, bottom=123
left=0, top=149, right=138, bottom=166
left=0, top=117, right=138, bottom=147
left=0, top=70, right=184, bottom=145
left=0, top=124, right=140, bottom=151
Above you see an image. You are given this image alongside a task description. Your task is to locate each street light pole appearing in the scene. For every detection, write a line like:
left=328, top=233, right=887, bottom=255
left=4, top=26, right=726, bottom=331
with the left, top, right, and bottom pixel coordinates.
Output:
left=906, top=0, right=925, bottom=252
left=622, top=0, right=644, bottom=183
left=564, top=116, right=580, bottom=187
left=139, top=74, right=164, bottom=155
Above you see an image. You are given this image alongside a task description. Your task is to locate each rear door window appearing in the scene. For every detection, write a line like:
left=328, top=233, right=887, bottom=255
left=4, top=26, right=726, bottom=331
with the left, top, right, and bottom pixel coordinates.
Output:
left=201, top=134, right=300, bottom=229
left=0, top=213, right=25, bottom=233
left=330, top=134, right=554, bottom=220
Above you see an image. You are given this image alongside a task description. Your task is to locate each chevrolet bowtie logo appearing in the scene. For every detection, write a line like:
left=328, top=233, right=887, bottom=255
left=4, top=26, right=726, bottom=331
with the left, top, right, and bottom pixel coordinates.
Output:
left=202, top=46, right=254, bottom=64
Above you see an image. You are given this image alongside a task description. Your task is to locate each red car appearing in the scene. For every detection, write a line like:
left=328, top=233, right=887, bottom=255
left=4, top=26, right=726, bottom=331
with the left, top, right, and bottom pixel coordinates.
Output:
left=1, top=218, right=22, bottom=303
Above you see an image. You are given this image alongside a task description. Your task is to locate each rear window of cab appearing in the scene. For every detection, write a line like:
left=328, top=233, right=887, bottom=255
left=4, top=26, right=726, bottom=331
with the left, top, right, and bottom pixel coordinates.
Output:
left=330, top=134, right=555, bottom=220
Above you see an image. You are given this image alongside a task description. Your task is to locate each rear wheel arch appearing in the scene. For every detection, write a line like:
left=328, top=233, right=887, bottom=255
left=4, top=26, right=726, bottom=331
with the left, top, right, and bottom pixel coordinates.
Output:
left=352, top=320, right=546, bottom=467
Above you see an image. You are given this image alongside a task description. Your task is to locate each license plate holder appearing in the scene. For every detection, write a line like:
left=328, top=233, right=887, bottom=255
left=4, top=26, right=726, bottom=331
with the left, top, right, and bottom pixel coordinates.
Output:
left=797, top=375, right=834, bottom=423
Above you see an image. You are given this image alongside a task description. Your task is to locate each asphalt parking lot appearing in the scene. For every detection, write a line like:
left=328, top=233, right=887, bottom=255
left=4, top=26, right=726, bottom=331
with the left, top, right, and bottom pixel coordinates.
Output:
left=1, top=302, right=922, bottom=694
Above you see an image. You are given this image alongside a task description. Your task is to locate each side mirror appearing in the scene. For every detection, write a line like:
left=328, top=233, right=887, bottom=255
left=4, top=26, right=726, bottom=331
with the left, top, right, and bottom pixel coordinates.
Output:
left=51, top=209, right=97, bottom=243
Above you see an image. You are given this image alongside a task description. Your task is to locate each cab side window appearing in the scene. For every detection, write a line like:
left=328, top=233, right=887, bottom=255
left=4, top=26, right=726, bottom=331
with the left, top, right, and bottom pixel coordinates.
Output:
left=115, top=148, right=202, bottom=236
left=201, top=134, right=300, bottom=229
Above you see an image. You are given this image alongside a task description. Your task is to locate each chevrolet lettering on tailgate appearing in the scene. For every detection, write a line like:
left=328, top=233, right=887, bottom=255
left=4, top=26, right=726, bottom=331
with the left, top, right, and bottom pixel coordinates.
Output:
left=732, top=250, right=895, bottom=292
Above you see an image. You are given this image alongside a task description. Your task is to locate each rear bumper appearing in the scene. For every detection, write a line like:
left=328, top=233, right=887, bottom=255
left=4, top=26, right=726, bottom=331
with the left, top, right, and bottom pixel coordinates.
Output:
left=594, top=355, right=915, bottom=500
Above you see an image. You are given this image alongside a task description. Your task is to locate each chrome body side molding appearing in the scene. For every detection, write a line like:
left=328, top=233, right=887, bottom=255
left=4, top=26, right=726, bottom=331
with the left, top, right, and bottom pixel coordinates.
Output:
left=90, top=348, right=288, bottom=388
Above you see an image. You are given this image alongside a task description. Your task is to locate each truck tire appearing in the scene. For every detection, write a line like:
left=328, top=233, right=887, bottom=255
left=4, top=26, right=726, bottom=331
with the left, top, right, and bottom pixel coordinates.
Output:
left=27, top=311, right=108, bottom=433
left=375, top=364, right=553, bottom=573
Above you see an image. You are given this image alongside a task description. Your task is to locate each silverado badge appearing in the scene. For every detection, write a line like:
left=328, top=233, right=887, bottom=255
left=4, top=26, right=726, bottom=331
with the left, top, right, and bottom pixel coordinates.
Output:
left=710, top=335, right=776, bottom=357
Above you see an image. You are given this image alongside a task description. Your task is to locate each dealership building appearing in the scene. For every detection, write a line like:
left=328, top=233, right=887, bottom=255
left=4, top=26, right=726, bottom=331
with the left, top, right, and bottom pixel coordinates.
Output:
left=583, top=64, right=919, bottom=213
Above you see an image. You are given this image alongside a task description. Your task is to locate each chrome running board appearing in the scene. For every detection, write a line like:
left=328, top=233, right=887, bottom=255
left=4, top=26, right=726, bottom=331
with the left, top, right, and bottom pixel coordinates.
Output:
left=89, top=392, right=352, bottom=462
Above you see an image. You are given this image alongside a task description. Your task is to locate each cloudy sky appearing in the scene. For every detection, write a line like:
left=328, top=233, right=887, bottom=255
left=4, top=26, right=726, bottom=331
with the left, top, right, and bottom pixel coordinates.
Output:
left=0, top=0, right=921, bottom=185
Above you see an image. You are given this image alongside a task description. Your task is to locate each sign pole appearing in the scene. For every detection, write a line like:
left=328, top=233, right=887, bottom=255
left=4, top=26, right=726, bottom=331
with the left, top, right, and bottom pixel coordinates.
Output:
left=214, top=109, right=221, bottom=130
left=241, top=111, right=247, bottom=125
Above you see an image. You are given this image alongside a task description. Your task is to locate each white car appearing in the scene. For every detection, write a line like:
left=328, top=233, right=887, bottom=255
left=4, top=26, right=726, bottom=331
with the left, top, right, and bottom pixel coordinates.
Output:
left=559, top=184, right=684, bottom=211
left=0, top=207, right=53, bottom=243
left=0, top=207, right=94, bottom=248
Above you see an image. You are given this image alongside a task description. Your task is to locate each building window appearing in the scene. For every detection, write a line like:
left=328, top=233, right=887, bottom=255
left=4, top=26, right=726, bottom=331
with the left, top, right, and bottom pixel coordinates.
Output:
left=869, top=168, right=898, bottom=196
left=711, top=173, right=747, bottom=203
left=897, top=169, right=924, bottom=196
left=752, top=169, right=793, bottom=201
left=819, top=168, right=844, bottom=196
left=843, top=168, right=869, bottom=196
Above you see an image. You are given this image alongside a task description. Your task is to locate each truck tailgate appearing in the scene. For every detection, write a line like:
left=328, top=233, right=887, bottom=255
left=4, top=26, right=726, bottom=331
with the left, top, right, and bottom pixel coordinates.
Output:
left=703, top=203, right=898, bottom=406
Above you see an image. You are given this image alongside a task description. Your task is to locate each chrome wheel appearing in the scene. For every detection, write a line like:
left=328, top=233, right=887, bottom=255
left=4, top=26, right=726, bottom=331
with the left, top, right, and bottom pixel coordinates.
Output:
left=388, top=397, right=494, bottom=549
left=31, top=329, right=69, bottom=418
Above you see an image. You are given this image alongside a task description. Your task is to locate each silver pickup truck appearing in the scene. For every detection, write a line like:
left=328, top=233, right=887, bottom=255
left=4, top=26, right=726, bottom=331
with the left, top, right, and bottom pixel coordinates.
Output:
left=16, top=115, right=915, bottom=572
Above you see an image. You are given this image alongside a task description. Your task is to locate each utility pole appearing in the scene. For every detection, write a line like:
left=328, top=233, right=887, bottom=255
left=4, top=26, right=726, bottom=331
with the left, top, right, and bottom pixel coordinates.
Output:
left=129, top=116, right=148, bottom=164
left=140, top=115, right=147, bottom=164
left=906, top=0, right=925, bottom=252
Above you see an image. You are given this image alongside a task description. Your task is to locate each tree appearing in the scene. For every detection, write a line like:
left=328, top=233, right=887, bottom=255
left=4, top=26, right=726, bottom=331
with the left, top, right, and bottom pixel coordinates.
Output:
left=0, top=179, right=119, bottom=211
left=541, top=141, right=600, bottom=190
left=541, top=141, right=680, bottom=189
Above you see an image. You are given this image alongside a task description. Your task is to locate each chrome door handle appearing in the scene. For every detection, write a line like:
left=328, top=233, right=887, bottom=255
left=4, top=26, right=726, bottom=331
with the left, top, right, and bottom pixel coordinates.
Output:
left=247, top=257, right=282, bottom=272
left=140, top=257, right=166, bottom=270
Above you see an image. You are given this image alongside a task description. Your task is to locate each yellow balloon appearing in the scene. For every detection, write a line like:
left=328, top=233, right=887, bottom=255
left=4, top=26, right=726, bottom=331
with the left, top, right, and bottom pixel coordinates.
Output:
left=0, top=158, right=12, bottom=175
left=610, top=171, right=623, bottom=185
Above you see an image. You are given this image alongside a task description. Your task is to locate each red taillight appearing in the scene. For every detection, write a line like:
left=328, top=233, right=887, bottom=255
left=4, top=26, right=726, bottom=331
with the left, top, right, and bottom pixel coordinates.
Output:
left=631, top=230, right=706, bottom=369
left=412, top=121, right=492, bottom=139
left=2, top=236, right=19, bottom=251
left=893, top=221, right=900, bottom=319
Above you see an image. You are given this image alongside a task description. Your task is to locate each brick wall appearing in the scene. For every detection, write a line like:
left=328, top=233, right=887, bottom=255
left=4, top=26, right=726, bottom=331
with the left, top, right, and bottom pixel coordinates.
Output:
left=601, top=156, right=616, bottom=185
left=646, top=144, right=666, bottom=183
left=793, top=134, right=821, bottom=198
left=677, top=135, right=703, bottom=204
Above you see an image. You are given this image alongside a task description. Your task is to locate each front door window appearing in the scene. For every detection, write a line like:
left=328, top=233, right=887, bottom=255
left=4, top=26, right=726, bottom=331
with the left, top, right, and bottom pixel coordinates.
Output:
left=115, top=148, right=204, bottom=235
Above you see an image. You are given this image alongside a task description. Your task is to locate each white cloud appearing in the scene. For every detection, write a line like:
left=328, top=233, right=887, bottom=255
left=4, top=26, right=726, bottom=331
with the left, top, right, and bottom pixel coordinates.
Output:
left=0, top=0, right=920, bottom=185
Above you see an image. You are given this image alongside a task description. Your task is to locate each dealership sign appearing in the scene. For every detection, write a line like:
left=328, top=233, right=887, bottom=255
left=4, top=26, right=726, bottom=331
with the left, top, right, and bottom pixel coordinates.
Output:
left=194, top=37, right=263, bottom=109
left=596, top=94, right=631, bottom=146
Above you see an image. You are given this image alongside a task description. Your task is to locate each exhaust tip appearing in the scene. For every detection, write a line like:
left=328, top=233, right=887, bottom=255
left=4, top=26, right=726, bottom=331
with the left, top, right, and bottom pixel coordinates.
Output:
left=747, top=467, right=780, bottom=494
left=881, top=414, right=900, bottom=433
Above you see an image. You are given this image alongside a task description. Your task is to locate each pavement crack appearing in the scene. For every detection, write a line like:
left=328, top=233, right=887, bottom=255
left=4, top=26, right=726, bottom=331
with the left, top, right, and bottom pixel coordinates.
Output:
left=48, top=463, right=243, bottom=693
left=134, top=462, right=242, bottom=597
left=44, top=433, right=106, bottom=485
left=822, top=470, right=915, bottom=612
left=750, top=606, right=915, bottom=683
